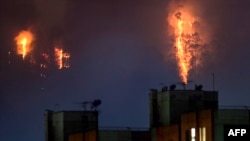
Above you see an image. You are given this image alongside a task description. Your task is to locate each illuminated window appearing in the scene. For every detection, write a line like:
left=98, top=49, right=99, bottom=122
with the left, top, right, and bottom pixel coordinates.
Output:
left=191, top=128, right=196, bottom=141
left=199, top=127, right=206, bottom=141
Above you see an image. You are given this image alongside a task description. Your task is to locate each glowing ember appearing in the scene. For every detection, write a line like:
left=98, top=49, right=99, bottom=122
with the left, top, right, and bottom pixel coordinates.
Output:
left=8, top=51, right=11, bottom=64
left=14, top=30, right=34, bottom=60
left=42, top=52, right=50, bottom=63
left=168, top=3, right=202, bottom=84
left=40, top=63, right=47, bottom=77
left=54, top=47, right=70, bottom=69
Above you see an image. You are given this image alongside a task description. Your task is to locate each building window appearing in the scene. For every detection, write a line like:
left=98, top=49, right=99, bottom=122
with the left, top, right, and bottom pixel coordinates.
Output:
left=199, top=127, right=206, bottom=141
left=191, top=128, right=196, bottom=141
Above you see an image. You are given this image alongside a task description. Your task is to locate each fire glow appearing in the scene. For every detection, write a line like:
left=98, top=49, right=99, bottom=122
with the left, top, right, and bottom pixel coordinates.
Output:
left=54, top=48, right=70, bottom=69
left=14, top=30, right=34, bottom=60
left=168, top=3, right=203, bottom=84
left=11, top=29, right=72, bottom=77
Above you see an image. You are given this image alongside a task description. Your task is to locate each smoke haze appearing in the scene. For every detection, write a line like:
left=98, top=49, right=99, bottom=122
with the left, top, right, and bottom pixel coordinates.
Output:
left=0, top=0, right=250, bottom=141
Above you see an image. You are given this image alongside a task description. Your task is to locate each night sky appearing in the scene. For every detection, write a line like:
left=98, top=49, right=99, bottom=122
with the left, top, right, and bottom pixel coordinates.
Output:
left=1, top=0, right=250, bottom=141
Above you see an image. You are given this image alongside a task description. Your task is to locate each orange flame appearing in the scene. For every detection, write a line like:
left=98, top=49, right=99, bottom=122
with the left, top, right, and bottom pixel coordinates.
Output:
left=168, top=4, right=201, bottom=84
left=55, top=48, right=63, bottom=69
left=14, top=30, right=34, bottom=60
left=54, top=47, right=70, bottom=69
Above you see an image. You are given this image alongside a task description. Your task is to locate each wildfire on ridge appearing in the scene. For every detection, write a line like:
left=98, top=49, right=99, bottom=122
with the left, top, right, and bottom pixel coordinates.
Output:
left=14, top=30, right=34, bottom=60
left=168, top=4, right=202, bottom=84
left=54, top=47, right=70, bottom=69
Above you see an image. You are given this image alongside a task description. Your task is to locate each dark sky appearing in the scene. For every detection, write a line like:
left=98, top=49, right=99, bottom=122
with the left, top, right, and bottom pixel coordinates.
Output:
left=1, top=0, right=250, bottom=141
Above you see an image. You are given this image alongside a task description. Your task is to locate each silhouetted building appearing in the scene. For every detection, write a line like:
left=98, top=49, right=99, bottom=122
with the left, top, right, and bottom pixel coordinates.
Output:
left=44, top=111, right=150, bottom=141
left=44, top=85, right=250, bottom=141
left=44, top=110, right=98, bottom=141
left=149, top=88, right=218, bottom=127
left=149, top=86, right=250, bottom=141
left=68, top=127, right=150, bottom=141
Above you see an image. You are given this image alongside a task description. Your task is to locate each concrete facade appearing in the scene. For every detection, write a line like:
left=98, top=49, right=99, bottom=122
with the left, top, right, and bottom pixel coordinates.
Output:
left=68, top=130, right=97, bottom=141
left=149, top=89, right=218, bottom=128
left=181, top=110, right=213, bottom=141
left=99, top=130, right=131, bottom=141
left=180, top=109, right=250, bottom=141
left=44, top=110, right=98, bottom=141
left=156, top=125, right=179, bottom=141
left=149, top=88, right=249, bottom=141
left=68, top=128, right=150, bottom=141
left=44, top=87, right=249, bottom=141
left=213, top=109, right=250, bottom=141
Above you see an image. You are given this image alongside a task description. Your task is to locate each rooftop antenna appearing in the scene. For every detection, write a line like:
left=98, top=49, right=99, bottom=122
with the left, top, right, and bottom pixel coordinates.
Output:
left=212, top=72, right=215, bottom=91
left=74, top=101, right=92, bottom=111
left=74, top=99, right=102, bottom=111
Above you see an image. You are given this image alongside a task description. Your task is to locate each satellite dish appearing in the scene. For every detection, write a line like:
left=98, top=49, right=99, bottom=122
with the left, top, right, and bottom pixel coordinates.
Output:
left=92, top=99, right=102, bottom=107
left=195, top=84, right=203, bottom=91
left=91, top=99, right=102, bottom=110
left=170, top=84, right=176, bottom=91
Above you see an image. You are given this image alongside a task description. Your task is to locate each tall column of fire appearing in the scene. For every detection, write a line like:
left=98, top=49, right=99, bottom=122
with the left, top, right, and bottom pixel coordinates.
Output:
left=168, top=1, right=204, bottom=84
left=15, top=30, right=34, bottom=60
